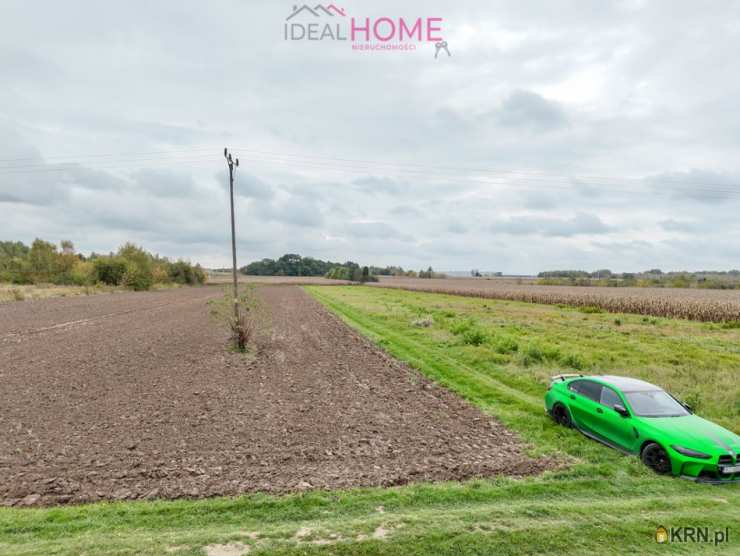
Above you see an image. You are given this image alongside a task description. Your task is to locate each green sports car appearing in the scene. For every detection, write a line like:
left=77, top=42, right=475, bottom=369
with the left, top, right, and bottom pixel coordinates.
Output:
left=545, top=374, right=740, bottom=483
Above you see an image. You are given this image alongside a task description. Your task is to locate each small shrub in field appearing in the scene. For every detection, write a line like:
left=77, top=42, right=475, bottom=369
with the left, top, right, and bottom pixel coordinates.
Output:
left=682, top=392, right=701, bottom=412
left=11, top=288, right=25, bottom=301
left=579, top=305, right=604, bottom=314
left=70, top=260, right=96, bottom=286
left=450, top=319, right=474, bottom=335
left=542, top=345, right=562, bottom=361
left=411, top=315, right=434, bottom=328
left=519, top=344, right=544, bottom=367
left=122, top=262, right=153, bottom=291
left=462, top=328, right=487, bottom=346
left=721, top=320, right=740, bottom=329
left=94, top=257, right=128, bottom=285
left=561, top=353, right=585, bottom=370
left=230, top=311, right=254, bottom=352
left=524, top=344, right=544, bottom=361
left=493, top=335, right=518, bottom=354
left=614, top=318, right=622, bottom=326
left=151, top=264, right=170, bottom=284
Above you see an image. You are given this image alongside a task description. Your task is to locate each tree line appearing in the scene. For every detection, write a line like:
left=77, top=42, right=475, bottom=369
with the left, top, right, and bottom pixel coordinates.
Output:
left=0, top=239, right=206, bottom=290
left=241, top=254, right=446, bottom=281
left=538, top=268, right=740, bottom=289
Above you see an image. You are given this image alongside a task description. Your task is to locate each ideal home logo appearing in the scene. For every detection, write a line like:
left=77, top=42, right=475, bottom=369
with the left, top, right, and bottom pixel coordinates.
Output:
left=284, top=4, right=449, bottom=55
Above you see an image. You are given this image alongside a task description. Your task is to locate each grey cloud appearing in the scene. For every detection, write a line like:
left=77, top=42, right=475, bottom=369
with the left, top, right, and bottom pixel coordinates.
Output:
left=351, top=176, right=404, bottom=195
left=494, top=90, right=567, bottom=131
left=256, top=193, right=324, bottom=228
left=390, top=204, right=421, bottom=217
left=490, top=212, right=611, bottom=237
left=343, top=222, right=415, bottom=243
left=659, top=219, right=698, bottom=232
left=129, top=169, right=200, bottom=198
left=447, top=221, right=468, bottom=234
left=0, top=124, right=68, bottom=205
left=232, top=172, right=274, bottom=200
left=646, top=169, right=740, bottom=204
left=66, top=166, right=127, bottom=192
left=521, top=190, right=560, bottom=210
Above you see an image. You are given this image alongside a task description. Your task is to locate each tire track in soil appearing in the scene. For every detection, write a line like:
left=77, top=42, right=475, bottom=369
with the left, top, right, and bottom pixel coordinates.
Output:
left=0, top=285, right=555, bottom=507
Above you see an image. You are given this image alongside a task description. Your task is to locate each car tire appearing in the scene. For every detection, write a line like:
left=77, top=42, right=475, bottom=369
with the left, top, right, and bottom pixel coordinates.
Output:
left=552, top=403, right=572, bottom=428
left=641, top=442, right=672, bottom=475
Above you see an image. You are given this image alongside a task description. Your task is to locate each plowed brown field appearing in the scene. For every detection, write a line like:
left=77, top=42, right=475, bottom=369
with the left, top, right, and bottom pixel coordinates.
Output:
left=0, top=285, right=550, bottom=507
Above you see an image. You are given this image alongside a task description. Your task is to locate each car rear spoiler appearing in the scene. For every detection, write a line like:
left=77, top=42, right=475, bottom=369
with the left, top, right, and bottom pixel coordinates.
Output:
left=550, top=373, right=583, bottom=383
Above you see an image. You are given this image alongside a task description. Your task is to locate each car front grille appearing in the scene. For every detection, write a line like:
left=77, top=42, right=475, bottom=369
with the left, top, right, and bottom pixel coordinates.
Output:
left=718, top=454, right=734, bottom=466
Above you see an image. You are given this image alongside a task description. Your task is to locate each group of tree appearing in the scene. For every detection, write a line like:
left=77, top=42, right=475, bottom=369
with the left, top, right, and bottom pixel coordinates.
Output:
left=241, top=254, right=448, bottom=282
left=242, top=254, right=343, bottom=277
left=0, top=239, right=206, bottom=291
left=242, top=254, right=403, bottom=279
left=537, top=268, right=740, bottom=289
left=325, top=262, right=377, bottom=282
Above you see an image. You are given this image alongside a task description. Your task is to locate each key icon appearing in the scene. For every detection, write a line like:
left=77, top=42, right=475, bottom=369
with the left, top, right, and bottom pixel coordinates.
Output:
left=435, top=41, right=451, bottom=59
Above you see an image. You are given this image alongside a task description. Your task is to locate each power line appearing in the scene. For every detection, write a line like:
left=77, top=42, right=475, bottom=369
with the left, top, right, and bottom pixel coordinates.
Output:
left=0, top=146, right=217, bottom=164
left=235, top=152, right=740, bottom=197
left=1, top=146, right=739, bottom=198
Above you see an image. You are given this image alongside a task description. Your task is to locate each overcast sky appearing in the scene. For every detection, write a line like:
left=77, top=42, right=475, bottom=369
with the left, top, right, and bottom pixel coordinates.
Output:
left=2, top=1, right=740, bottom=273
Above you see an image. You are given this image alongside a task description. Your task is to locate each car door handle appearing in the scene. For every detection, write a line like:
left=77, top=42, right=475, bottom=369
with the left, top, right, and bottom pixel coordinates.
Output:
left=596, top=408, right=604, bottom=414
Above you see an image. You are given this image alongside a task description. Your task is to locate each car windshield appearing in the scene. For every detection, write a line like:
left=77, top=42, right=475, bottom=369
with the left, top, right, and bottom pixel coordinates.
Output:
left=624, top=390, right=689, bottom=417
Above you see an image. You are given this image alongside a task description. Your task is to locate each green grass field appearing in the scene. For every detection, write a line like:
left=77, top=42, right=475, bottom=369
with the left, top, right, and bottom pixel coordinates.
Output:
left=1, top=285, right=738, bottom=555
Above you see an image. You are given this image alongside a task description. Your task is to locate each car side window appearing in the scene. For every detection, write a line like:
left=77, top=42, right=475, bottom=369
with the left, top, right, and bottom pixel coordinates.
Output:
left=600, top=386, right=621, bottom=408
left=569, top=380, right=602, bottom=402
left=568, top=380, right=584, bottom=394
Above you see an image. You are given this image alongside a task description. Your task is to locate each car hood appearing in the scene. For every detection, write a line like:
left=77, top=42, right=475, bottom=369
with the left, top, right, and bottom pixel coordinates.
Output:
left=640, top=414, right=740, bottom=455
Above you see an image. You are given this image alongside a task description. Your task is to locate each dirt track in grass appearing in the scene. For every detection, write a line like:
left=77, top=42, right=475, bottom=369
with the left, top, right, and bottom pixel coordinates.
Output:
left=0, top=285, right=552, bottom=507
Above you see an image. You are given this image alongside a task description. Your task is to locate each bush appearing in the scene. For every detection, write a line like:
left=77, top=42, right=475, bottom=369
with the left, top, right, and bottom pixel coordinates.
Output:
left=450, top=319, right=474, bottom=335
left=462, top=328, right=487, bottom=346
left=518, top=344, right=545, bottom=367
left=169, top=260, right=194, bottom=284
left=151, top=263, right=170, bottom=284
left=325, top=265, right=378, bottom=282
left=1, top=239, right=207, bottom=291
left=94, top=257, right=128, bottom=285
left=561, top=353, right=585, bottom=370
left=122, top=261, right=153, bottom=291
left=230, top=311, right=254, bottom=352
left=493, top=335, right=518, bottom=354
left=192, top=264, right=207, bottom=285
left=70, top=260, right=96, bottom=286
left=411, top=315, right=434, bottom=328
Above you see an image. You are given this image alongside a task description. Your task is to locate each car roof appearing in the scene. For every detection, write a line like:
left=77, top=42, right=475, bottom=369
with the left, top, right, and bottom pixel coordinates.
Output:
left=590, top=375, right=661, bottom=392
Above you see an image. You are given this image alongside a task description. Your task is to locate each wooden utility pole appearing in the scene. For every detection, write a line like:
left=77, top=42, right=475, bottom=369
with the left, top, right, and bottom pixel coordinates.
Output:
left=224, top=148, right=241, bottom=347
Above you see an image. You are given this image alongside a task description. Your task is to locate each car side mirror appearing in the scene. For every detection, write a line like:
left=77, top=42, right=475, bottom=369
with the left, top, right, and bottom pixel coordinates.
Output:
left=614, top=404, right=630, bottom=417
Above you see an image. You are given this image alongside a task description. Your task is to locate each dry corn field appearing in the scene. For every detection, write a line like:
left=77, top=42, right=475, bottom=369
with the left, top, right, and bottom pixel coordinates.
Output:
left=371, top=277, right=740, bottom=322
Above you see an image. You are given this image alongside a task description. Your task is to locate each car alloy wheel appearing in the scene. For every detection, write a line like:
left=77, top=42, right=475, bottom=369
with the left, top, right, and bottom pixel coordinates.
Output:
left=641, top=442, right=672, bottom=474
left=552, top=403, right=572, bottom=428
